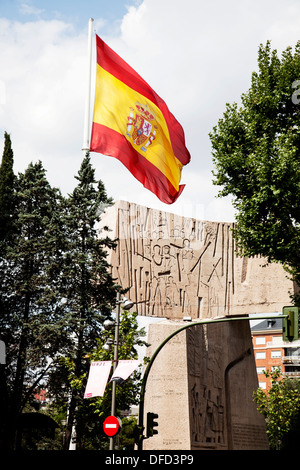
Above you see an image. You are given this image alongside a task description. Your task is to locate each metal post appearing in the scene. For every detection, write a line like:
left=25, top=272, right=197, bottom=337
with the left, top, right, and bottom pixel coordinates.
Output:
left=82, top=18, right=94, bottom=155
left=110, top=292, right=120, bottom=450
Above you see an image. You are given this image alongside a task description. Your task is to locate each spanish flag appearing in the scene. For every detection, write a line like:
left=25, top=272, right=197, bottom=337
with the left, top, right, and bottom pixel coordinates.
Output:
left=90, top=35, right=190, bottom=204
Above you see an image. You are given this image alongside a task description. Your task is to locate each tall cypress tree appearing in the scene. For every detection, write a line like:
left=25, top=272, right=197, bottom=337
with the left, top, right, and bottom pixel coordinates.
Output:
left=0, top=160, right=65, bottom=449
left=0, top=132, right=15, bottom=448
left=50, top=153, right=120, bottom=449
left=0, top=131, right=15, bottom=242
left=0, top=148, right=122, bottom=449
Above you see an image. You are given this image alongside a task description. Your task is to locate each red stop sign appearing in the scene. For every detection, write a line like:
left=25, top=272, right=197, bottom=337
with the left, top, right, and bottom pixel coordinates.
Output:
left=103, top=416, right=121, bottom=437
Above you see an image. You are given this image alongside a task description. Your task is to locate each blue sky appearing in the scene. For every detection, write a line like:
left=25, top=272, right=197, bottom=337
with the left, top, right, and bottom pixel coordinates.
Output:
left=1, top=0, right=300, bottom=222
left=0, top=0, right=132, bottom=29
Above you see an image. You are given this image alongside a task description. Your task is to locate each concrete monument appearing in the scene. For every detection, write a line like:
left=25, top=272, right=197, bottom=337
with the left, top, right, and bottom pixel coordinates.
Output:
left=99, top=200, right=293, bottom=449
left=142, top=320, right=269, bottom=450
left=100, top=200, right=293, bottom=319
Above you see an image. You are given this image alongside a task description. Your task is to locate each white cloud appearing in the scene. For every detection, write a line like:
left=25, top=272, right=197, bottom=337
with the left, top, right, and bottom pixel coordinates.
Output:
left=0, top=18, right=86, bottom=193
left=18, top=1, right=44, bottom=18
left=1, top=0, right=300, bottom=221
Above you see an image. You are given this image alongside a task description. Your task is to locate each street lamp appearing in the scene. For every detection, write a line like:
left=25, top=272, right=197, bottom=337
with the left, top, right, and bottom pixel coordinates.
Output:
left=102, top=338, right=113, bottom=351
left=103, top=292, right=133, bottom=450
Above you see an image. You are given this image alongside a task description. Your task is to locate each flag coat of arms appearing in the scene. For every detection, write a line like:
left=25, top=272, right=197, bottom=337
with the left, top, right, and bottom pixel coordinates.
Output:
left=90, top=35, right=190, bottom=204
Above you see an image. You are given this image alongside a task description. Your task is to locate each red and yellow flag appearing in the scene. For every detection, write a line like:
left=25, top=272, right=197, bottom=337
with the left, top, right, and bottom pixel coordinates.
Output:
left=90, top=35, right=190, bottom=204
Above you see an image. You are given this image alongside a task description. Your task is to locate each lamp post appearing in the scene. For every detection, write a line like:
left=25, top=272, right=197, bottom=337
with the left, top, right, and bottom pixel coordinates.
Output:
left=104, top=292, right=133, bottom=450
left=110, top=293, right=120, bottom=424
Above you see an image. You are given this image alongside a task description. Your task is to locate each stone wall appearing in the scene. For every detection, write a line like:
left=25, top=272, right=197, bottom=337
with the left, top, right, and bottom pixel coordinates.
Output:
left=100, top=200, right=293, bottom=319
left=142, top=319, right=269, bottom=450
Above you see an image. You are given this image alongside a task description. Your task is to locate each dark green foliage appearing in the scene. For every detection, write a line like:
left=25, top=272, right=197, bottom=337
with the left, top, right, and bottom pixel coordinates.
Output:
left=48, top=152, right=121, bottom=449
left=61, top=153, right=119, bottom=326
left=0, top=131, right=15, bottom=241
left=0, top=158, right=67, bottom=449
left=253, top=370, right=300, bottom=450
left=210, top=41, right=300, bottom=292
left=63, top=309, right=148, bottom=450
left=0, top=139, right=143, bottom=450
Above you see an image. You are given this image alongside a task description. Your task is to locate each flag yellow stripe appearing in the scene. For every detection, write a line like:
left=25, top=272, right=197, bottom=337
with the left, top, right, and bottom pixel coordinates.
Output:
left=93, top=65, right=183, bottom=191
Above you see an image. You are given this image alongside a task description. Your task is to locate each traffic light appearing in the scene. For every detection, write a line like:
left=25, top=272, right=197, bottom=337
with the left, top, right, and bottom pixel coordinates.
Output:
left=146, top=412, right=159, bottom=438
left=282, top=306, right=299, bottom=342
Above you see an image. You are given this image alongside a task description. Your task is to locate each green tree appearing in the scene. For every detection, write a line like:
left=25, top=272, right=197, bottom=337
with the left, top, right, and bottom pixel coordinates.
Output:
left=0, top=131, right=15, bottom=242
left=0, top=160, right=65, bottom=449
left=0, top=131, right=15, bottom=448
left=68, top=308, right=148, bottom=450
left=210, top=41, right=300, bottom=293
left=0, top=143, right=145, bottom=450
left=48, top=153, right=121, bottom=450
left=253, top=370, right=300, bottom=449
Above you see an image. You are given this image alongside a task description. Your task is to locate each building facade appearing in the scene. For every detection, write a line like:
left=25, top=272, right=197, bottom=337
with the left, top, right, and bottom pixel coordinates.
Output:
left=251, top=318, right=300, bottom=390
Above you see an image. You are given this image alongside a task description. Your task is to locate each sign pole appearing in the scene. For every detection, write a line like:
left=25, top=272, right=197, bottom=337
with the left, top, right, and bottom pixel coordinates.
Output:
left=103, top=416, right=121, bottom=438
left=110, top=292, right=121, bottom=450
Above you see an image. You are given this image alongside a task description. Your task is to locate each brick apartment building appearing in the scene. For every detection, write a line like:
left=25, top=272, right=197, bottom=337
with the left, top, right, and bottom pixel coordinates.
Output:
left=251, top=318, right=300, bottom=390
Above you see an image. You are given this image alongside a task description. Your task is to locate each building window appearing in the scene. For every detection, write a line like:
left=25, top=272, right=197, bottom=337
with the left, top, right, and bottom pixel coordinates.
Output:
left=286, top=347, right=300, bottom=357
left=271, top=350, right=281, bottom=358
left=257, top=367, right=266, bottom=374
left=256, top=351, right=266, bottom=360
left=259, top=382, right=266, bottom=389
left=256, top=337, right=265, bottom=345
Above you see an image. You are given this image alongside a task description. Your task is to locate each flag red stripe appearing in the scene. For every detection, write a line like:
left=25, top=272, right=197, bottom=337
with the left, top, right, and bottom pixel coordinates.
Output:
left=90, top=122, right=185, bottom=204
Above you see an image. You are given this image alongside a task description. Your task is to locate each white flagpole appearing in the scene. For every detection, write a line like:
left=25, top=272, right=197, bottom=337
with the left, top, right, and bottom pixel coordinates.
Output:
left=82, top=18, right=94, bottom=155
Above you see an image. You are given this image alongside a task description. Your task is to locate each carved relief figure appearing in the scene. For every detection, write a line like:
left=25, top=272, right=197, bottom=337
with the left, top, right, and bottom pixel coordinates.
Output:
left=103, top=201, right=293, bottom=319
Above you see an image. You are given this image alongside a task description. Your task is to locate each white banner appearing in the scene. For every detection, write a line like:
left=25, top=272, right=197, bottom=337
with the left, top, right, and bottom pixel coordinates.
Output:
left=84, top=361, right=112, bottom=398
left=110, top=360, right=142, bottom=384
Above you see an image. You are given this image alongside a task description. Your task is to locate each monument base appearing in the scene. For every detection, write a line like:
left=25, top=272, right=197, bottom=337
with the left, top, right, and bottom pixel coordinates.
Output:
left=142, top=319, right=269, bottom=450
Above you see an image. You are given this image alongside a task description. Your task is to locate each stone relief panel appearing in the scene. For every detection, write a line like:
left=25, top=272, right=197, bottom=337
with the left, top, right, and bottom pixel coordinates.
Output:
left=99, top=201, right=293, bottom=319
left=187, top=325, right=226, bottom=448
left=142, top=320, right=268, bottom=450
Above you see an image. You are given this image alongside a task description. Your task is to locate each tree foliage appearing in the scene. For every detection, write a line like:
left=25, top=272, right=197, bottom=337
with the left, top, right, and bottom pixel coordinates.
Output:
left=47, top=153, right=122, bottom=449
left=0, top=137, right=145, bottom=450
left=0, top=131, right=15, bottom=241
left=0, top=159, right=66, bottom=448
left=61, top=308, right=148, bottom=450
left=210, top=41, right=300, bottom=291
left=253, top=369, right=300, bottom=449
